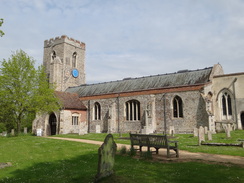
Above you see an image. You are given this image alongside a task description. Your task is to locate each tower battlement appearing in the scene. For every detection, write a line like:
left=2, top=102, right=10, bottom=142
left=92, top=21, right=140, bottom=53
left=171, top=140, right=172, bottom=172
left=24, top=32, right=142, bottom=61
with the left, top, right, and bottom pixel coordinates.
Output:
left=44, top=35, right=85, bottom=50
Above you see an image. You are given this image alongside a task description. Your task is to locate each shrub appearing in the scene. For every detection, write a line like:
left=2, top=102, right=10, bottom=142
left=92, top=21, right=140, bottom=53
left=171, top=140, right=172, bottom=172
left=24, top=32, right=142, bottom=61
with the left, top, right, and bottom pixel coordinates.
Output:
left=0, top=123, right=6, bottom=133
left=128, top=146, right=137, bottom=156
left=119, top=146, right=127, bottom=155
left=140, top=151, right=152, bottom=160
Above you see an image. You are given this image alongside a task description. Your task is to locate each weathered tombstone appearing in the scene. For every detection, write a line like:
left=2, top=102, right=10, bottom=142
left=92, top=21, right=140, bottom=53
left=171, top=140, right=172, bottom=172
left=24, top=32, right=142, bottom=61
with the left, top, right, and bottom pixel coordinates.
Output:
left=169, top=126, right=175, bottom=136
left=226, top=126, right=231, bottom=138
left=2, top=131, right=7, bottom=137
left=24, top=127, right=27, bottom=134
left=11, top=129, right=15, bottom=136
left=36, top=129, right=42, bottom=136
left=204, top=126, right=208, bottom=135
left=96, top=125, right=101, bottom=133
left=193, top=128, right=198, bottom=137
left=0, top=162, right=12, bottom=169
left=198, top=126, right=205, bottom=145
left=227, top=124, right=232, bottom=131
left=207, top=131, right=212, bottom=141
left=95, top=134, right=117, bottom=182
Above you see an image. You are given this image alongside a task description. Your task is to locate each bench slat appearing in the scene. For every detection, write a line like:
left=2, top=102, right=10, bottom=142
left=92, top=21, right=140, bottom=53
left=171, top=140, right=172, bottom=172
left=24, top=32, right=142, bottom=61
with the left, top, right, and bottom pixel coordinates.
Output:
left=130, top=133, right=179, bottom=158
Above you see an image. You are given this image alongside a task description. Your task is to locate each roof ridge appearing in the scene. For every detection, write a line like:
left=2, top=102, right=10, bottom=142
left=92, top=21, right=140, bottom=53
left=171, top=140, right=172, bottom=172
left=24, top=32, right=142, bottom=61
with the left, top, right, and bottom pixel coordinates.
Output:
left=69, top=66, right=213, bottom=88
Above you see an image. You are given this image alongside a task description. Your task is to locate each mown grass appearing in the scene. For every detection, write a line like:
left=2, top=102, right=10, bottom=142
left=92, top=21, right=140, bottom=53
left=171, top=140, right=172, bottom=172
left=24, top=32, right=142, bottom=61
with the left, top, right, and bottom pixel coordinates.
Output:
left=56, top=130, right=244, bottom=157
left=0, top=135, right=243, bottom=183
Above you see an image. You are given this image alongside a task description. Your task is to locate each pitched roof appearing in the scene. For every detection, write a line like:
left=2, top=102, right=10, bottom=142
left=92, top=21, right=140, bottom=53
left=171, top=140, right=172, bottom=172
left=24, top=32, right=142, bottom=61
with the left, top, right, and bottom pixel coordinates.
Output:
left=55, top=91, right=87, bottom=110
left=66, top=67, right=213, bottom=97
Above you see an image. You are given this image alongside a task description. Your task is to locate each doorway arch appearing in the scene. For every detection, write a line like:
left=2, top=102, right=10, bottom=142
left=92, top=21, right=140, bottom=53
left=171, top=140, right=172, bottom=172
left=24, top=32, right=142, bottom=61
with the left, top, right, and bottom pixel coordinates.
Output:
left=49, top=113, right=57, bottom=135
left=241, top=112, right=244, bottom=130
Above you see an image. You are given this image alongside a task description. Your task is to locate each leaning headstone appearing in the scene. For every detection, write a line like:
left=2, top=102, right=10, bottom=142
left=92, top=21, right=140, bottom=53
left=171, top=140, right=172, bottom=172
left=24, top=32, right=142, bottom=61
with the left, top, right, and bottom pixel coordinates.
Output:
left=198, top=126, right=205, bottom=145
left=2, top=131, right=7, bottom=137
left=24, top=127, right=27, bottom=134
left=207, top=131, right=212, bottom=141
left=11, top=129, right=15, bottom=136
left=193, top=128, right=198, bottom=137
left=95, top=134, right=117, bottom=182
left=204, top=126, right=208, bottom=135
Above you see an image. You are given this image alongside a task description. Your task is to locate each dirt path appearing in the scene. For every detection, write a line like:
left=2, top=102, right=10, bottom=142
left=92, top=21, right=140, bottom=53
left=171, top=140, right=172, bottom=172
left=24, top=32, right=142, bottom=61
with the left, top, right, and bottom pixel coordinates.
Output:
left=46, top=137, right=244, bottom=167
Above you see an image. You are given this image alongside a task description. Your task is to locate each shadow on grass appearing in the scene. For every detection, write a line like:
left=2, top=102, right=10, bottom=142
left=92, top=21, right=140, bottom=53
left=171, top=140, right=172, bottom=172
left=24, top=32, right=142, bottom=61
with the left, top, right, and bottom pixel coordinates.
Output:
left=0, top=153, right=98, bottom=183
left=1, top=153, right=244, bottom=183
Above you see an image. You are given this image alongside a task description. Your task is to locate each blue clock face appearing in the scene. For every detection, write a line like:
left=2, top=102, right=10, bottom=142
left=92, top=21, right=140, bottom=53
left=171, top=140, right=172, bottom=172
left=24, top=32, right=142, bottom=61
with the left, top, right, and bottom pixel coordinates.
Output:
left=72, top=69, right=79, bottom=78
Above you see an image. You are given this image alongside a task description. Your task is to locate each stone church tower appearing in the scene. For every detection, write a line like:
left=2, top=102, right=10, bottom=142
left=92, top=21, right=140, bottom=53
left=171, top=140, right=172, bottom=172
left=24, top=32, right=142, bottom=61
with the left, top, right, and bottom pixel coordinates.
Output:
left=43, top=35, right=86, bottom=91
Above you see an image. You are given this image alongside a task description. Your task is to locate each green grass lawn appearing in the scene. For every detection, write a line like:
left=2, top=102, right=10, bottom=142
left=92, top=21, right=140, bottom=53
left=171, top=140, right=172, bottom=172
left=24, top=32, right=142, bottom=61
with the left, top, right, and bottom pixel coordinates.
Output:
left=56, top=130, right=244, bottom=157
left=0, top=135, right=243, bottom=183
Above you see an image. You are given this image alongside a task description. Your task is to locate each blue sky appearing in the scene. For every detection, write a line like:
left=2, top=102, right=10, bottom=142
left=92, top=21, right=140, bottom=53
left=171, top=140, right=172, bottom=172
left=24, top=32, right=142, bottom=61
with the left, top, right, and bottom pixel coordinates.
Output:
left=1, top=0, right=244, bottom=83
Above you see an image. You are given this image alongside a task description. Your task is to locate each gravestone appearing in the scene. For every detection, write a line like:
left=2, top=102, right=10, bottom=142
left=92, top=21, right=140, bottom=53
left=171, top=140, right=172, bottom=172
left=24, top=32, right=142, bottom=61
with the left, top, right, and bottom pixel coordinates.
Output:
left=169, top=126, right=175, bottom=136
left=204, top=126, right=208, bottom=135
left=0, top=162, right=12, bottom=169
left=11, top=129, right=15, bottom=136
left=24, top=127, right=27, bottom=134
left=2, top=131, right=7, bottom=137
left=207, top=131, right=212, bottom=141
left=226, top=126, right=231, bottom=138
left=95, top=134, right=117, bottom=182
left=96, top=125, right=101, bottom=133
left=193, top=128, right=198, bottom=137
left=198, top=126, right=205, bottom=145
left=36, top=129, right=42, bottom=136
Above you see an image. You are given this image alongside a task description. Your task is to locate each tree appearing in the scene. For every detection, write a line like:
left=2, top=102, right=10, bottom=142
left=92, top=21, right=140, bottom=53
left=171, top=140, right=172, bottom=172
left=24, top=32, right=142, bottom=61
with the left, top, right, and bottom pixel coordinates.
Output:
left=0, top=50, right=60, bottom=133
left=0, top=18, right=4, bottom=37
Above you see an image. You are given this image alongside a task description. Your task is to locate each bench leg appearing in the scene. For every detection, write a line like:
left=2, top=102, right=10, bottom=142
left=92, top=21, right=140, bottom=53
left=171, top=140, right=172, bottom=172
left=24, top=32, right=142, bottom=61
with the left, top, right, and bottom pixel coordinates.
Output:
left=175, top=149, right=179, bottom=158
left=155, top=148, right=159, bottom=154
left=140, top=146, right=142, bottom=152
left=147, top=146, right=150, bottom=152
left=167, top=148, right=170, bottom=158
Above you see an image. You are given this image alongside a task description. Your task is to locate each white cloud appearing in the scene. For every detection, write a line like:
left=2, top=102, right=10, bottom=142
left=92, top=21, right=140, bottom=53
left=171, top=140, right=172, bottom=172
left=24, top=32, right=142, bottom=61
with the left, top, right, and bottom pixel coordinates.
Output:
left=1, top=0, right=244, bottom=83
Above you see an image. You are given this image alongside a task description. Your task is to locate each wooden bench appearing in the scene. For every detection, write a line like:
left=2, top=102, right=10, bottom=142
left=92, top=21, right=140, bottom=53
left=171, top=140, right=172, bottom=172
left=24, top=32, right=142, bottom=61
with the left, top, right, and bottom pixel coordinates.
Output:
left=129, top=133, right=179, bottom=158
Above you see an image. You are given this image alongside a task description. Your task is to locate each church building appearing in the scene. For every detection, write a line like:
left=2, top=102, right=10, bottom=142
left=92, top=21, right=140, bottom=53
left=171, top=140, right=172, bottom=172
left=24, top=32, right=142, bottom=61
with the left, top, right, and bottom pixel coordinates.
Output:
left=32, top=35, right=244, bottom=136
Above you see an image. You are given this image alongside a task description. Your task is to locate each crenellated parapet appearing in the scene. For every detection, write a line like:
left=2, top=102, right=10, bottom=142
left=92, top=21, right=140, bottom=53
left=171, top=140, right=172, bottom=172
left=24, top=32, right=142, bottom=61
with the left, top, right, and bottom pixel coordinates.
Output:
left=44, top=35, right=85, bottom=50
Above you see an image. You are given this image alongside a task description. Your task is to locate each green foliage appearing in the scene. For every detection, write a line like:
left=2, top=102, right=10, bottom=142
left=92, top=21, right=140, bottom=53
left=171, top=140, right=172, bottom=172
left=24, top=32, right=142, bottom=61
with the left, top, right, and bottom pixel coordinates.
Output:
left=0, top=123, right=6, bottom=133
left=140, top=151, right=152, bottom=160
left=1, top=136, right=243, bottom=183
left=128, top=146, right=137, bottom=156
left=119, top=146, right=127, bottom=155
left=0, top=50, right=60, bottom=133
left=0, top=18, right=4, bottom=37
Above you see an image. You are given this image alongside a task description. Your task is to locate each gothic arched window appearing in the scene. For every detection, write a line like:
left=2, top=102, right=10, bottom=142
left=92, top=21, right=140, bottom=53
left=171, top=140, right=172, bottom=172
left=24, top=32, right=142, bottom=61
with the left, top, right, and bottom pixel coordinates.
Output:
left=173, top=96, right=183, bottom=118
left=94, top=102, right=101, bottom=120
left=125, top=100, right=140, bottom=121
left=221, top=92, right=232, bottom=117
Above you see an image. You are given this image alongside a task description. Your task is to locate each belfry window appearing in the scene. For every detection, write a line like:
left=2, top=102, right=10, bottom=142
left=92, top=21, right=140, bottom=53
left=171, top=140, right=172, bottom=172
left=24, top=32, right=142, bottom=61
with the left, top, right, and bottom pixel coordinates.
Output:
left=222, top=92, right=232, bottom=117
left=72, top=113, right=79, bottom=125
left=173, top=96, right=183, bottom=118
left=125, top=100, right=140, bottom=121
left=72, top=52, right=77, bottom=68
left=52, top=51, right=56, bottom=60
left=94, top=102, right=101, bottom=120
